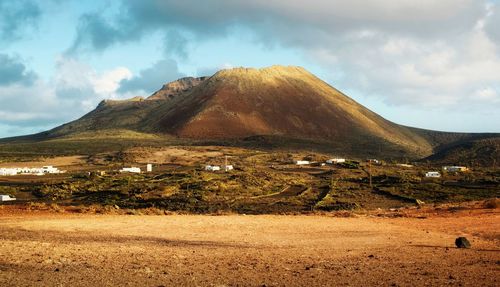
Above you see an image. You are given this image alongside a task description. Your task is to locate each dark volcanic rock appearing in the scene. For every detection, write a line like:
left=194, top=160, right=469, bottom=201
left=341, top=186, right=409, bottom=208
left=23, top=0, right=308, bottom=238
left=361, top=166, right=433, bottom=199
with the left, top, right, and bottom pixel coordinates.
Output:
left=455, top=237, right=471, bottom=249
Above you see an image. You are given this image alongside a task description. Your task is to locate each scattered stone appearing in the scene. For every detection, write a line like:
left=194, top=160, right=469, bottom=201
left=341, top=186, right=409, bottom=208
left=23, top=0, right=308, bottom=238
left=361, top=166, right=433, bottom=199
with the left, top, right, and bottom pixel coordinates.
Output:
left=455, top=237, right=471, bottom=249
left=368, top=254, right=375, bottom=258
left=415, top=199, right=425, bottom=206
left=54, top=268, right=59, bottom=272
left=113, top=205, right=120, bottom=210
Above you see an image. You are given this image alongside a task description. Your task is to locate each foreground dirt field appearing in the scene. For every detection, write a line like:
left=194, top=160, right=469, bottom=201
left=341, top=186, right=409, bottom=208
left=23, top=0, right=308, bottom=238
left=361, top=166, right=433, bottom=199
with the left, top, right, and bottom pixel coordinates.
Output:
left=0, top=208, right=498, bottom=286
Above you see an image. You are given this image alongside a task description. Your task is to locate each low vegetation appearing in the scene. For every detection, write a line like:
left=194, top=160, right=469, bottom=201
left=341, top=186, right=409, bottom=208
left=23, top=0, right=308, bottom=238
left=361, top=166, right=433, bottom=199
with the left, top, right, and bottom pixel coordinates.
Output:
left=1, top=146, right=498, bottom=214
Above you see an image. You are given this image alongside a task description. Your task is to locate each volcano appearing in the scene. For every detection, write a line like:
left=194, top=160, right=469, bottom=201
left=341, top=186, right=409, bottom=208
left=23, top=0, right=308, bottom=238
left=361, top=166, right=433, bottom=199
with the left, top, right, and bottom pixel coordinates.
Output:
left=12, top=65, right=499, bottom=159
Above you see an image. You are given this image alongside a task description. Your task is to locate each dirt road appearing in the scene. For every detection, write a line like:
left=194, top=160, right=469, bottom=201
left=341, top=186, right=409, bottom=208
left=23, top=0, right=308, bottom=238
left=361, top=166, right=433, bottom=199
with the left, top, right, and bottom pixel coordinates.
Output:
left=0, top=209, right=498, bottom=286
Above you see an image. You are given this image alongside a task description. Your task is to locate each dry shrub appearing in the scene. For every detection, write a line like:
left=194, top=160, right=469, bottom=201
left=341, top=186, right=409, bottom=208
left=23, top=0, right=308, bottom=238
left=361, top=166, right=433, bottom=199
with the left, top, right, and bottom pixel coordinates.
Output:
left=141, top=207, right=164, bottom=215
left=27, top=202, right=48, bottom=210
left=483, top=198, right=499, bottom=209
left=49, top=203, right=64, bottom=213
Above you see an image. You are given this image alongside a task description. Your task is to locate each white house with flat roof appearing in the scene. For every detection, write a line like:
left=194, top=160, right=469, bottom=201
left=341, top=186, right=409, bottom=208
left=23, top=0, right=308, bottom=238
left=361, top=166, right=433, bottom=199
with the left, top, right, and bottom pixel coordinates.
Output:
left=205, top=165, right=221, bottom=171
left=120, top=167, right=141, bottom=173
left=326, top=158, right=346, bottom=164
left=0, top=195, right=16, bottom=202
left=425, top=171, right=441, bottom=178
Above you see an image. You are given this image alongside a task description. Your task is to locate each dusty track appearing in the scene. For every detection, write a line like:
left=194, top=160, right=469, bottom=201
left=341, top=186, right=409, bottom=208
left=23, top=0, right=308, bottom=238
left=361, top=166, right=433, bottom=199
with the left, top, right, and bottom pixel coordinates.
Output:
left=0, top=209, right=498, bottom=286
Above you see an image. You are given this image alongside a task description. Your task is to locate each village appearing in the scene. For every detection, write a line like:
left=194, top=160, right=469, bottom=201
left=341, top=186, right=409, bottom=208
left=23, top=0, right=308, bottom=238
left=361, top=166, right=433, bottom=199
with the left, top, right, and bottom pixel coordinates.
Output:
left=0, top=147, right=484, bottom=208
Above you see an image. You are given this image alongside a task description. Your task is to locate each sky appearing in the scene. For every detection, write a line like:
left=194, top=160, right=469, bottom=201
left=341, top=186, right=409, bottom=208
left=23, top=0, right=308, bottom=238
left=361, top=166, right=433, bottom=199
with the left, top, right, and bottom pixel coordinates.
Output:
left=0, top=0, right=499, bottom=138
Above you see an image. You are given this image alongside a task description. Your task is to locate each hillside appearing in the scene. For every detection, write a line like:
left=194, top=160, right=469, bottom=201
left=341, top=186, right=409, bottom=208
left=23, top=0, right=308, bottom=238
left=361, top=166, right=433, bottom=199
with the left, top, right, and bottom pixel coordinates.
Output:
left=1, top=65, right=498, bottom=160
left=424, top=136, right=500, bottom=166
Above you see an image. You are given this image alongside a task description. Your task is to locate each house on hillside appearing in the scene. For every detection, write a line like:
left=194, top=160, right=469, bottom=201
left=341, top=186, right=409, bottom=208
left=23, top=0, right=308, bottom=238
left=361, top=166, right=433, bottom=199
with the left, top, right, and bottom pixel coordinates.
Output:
left=120, top=167, right=141, bottom=173
left=326, top=158, right=346, bottom=164
left=223, top=165, right=234, bottom=172
left=425, top=171, right=441, bottom=178
left=41, top=166, right=62, bottom=174
left=442, top=166, right=468, bottom=172
left=295, top=160, right=310, bottom=165
left=396, top=164, right=414, bottom=168
left=0, top=195, right=16, bottom=202
left=0, top=168, right=18, bottom=176
left=205, top=165, right=221, bottom=171
left=1, top=166, right=63, bottom=176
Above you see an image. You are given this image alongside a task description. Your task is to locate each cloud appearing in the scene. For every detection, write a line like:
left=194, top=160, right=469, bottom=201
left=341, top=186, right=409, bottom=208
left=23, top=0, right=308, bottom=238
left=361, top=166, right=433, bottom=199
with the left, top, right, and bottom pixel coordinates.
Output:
left=118, top=59, right=184, bottom=93
left=66, top=0, right=499, bottom=111
left=0, top=56, right=132, bottom=135
left=0, top=0, right=41, bottom=42
left=484, top=3, right=500, bottom=45
left=70, top=1, right=485, bottom=53
left=0, top=54, right=37, bottom=86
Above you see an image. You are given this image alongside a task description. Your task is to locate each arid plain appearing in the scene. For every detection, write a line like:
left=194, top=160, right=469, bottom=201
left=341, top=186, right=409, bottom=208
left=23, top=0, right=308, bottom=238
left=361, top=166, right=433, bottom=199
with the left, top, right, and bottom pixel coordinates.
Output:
left=1, top=203, right=498, bottom=287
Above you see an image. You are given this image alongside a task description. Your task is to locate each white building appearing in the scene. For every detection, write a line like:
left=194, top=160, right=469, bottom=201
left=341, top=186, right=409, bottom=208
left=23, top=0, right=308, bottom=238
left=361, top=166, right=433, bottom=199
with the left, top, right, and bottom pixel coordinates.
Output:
left=397, top=164, right=414, bottom=168
left=326, top=158, right=346, bottom=164
left=0, top=166, right=63, bottom=176
left=443, top=166, right=468, bottom=172
left=205, top=165, right=221, bottom=171
left=425, top=171, right=441, bottom=178
left=0, top=195, right=16, bottom=202
left=223, top=165, right=234, bottom=172
left=295, top=160, right=310, bottom=165
left=120, top=167, right=141, bottom=173
left=41, top=166, right=62, bottom=174
left=146, top=164, right=153, bottom=172
left=0, top=168, right=18, bottom=176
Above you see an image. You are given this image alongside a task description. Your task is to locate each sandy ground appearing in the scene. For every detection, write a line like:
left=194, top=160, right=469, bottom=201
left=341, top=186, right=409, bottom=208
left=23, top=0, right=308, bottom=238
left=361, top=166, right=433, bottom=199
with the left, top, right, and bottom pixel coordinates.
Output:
left=0, top=156, right=85, bottom=169
left=0, top=208, right=498, bottom=286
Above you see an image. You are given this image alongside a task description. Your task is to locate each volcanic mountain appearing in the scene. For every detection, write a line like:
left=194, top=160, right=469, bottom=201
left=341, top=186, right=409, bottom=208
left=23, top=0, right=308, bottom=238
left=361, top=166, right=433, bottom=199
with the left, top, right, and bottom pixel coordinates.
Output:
left=14, top=65, right=499, bottom=159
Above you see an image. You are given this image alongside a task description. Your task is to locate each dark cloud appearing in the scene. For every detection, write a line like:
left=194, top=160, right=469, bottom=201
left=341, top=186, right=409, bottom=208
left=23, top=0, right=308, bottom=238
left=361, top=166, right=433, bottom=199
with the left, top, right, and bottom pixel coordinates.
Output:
left=68, top=13, right=131, bottom=54
left=0, top=54, right=37, bottom=86
left=69, top=0, right=485, bottom=55
left=0, top=0, right=41, bottom=42
left=118, top=59, right=184, bottom=93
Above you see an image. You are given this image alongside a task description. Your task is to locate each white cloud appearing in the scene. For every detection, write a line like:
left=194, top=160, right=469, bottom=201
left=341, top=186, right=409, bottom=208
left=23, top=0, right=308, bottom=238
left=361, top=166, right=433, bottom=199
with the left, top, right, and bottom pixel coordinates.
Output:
left=474, top=87, right=499, bottom=102
left=0, top=56, right=133, bottom=135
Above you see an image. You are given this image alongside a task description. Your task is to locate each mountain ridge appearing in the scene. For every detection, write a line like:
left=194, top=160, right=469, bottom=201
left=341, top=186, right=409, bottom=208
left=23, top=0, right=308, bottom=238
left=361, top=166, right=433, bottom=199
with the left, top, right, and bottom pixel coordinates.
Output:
left=2, top=65, right=498, bottom=161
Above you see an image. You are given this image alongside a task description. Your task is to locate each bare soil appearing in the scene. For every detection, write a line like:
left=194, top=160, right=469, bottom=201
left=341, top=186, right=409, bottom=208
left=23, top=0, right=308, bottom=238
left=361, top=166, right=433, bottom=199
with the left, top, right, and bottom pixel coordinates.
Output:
left=0, top=156, right=85, bottom=170
left=0, top=206, right=498, bottom=286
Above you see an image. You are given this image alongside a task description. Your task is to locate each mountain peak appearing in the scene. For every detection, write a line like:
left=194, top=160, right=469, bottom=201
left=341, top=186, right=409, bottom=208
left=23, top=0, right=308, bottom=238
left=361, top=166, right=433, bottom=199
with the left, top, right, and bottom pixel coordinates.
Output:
left=40, top=65, right=442, bottom=158
left=214, top=65, right=309, bottom=79
left=147, top=76, right=207, bottom=100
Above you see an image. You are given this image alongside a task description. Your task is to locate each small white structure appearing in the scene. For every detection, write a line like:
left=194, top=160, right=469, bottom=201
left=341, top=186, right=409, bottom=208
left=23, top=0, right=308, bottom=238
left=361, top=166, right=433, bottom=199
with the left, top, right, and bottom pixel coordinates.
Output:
left=326, top=158, right=346, bottom=164
left=443, top=166, right=468, bottom=172
left=0, top=195, right=16, bottom=202
left=223, top=165, right=234, bottom=172
left=41, top=166, right=61, bottom=174
left=0, top=166, right=63, bottom=176
left=146, top=164, right=153, bottom=172
left=120, top=167, right=141, bottom=173
left=425, top=171, right=441, bottom=178
left=0, top=168, right=18, bottom=176
left=295, top=160, right=310, bottom=165
left=205, top=165, right=221, bottom=171
left=397, top=164, right=414, bottom=168
left=367, top=159, right=380, bottom=164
